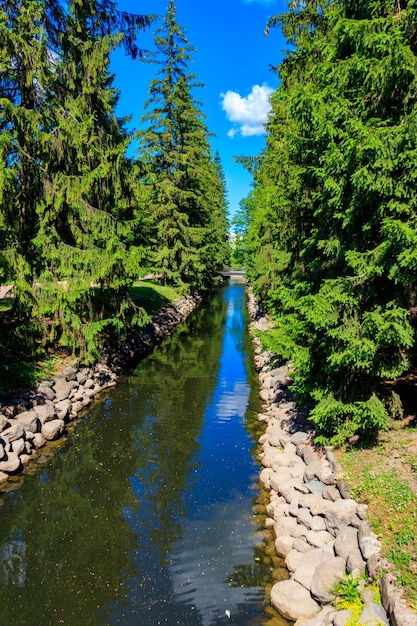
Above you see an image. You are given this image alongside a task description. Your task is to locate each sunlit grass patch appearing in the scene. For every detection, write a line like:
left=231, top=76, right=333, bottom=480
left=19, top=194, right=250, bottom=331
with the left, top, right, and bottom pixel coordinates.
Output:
left=129, top=281, right=180, bottom=315
left=340, top=436, right=417, bottom=609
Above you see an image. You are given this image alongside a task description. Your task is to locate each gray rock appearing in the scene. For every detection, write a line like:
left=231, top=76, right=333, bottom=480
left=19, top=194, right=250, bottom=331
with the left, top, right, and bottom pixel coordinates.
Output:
left=270, top=579, right=320, bottom=622
left=41, top=419, right=65, bottom=441
left=274, top=516, right=299, bottom=538
left=0, top=471, right=9, bottom=484
left=285, top=548, right=304, bottom=572
left=11, top=438, right=25, bottom=456
left=293, top=537, right=314, bottom=553
left=333, top=609, right=353, bottom=626
left=325, top=499, right=358, bottom=536
left=301, top=444, right=321, bottom=465
left=275, top=535, right=294, bottom=558
left=37, top=385, right=56, bottom=401
left=346, top=548, right=367, bottom=575
left=33, top=401, right=56, bottom=424
left=322, top=485, right=341, bottom=501
left=358, top=520, right=382, bottom=559
left=334, top=525, right=359, bottom=559
left=293, top=548, right=324, bottom=590
left=55, top=399, right=71, bottom=421
left=63, top=365, right=78, bottom=381
left=392, top=599, right=417, bottom=626
left=54, top=378, right=78, bottom=402
left=336, top=479, right=351, bottom=499
left=76, top=369, right=89, bottom=385
left=297, top=606, right=336, bottom=626
left=269, top=466, right=293, bottom=489
left=0, top=453, right=21, bottom=474
left=2, top=422, right=25, bottom=442
left=290, top=431, right=309, bottom=446
left=259, top=467, right=272, bottom=489
left=32, top=433, right=45, bottom=448
left=15, top=411, right=41, bottom=433
left=310, top=516, right=327, bottom=532
left=310, top=555, right=346, bottom=603
left=304, top=460, right=323, bottom=482
left=0, top=415, right=9, bottom=432
left=297, top=508, right=313, bottom=529
left=305, top=529, right=334, bottom=548
left=359, top=602, right=389, bottom=625
left=305, top=479, right=326, bottom=496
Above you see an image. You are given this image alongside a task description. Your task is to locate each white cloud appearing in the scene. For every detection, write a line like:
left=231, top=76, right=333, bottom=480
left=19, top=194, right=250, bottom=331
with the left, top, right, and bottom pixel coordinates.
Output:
left=221, top=84, right=273, bottom=138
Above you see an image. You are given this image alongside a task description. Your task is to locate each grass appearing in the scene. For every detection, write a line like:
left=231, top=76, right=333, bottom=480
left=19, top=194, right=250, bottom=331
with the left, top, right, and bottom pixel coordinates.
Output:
left=129, top=280, right=180, bottom=315
left=338, top=424, right=417, bottom=610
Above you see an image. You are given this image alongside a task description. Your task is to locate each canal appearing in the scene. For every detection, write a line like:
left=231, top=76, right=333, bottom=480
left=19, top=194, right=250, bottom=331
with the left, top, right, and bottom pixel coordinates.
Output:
left=0, top=281, right=276, bottom=625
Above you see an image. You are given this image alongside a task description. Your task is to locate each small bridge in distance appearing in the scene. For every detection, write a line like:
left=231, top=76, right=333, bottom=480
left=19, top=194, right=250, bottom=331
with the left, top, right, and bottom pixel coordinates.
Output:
left=220, top=267, right=246, bottom=278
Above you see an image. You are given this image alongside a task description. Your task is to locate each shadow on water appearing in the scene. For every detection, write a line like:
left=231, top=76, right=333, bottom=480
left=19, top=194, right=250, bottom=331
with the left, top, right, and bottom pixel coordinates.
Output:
left=0, top=281, right=289, bottom=626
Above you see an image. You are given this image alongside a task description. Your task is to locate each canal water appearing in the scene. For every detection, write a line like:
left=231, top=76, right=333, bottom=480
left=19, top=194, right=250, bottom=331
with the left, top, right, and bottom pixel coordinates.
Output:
left=0, top=281, right=276, bottom=626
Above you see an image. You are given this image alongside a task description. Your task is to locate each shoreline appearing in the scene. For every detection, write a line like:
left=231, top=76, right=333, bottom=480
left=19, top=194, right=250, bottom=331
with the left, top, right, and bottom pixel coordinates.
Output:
left=247, top=288, right=413, bottom=626
left=0, top=293, right=202, bottom=489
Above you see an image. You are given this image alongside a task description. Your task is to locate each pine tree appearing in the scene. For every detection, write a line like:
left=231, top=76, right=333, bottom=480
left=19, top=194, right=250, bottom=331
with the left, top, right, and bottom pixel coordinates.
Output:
left=136, top=0, right=228, bottom=291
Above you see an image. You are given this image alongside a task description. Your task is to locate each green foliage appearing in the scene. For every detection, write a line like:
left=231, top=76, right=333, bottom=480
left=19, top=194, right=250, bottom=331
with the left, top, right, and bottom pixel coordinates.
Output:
left=244, top=0, right=417, bottom=445
left=135, top=1, right=229, bottom=291
left=0, top=0, right=155, bottom=363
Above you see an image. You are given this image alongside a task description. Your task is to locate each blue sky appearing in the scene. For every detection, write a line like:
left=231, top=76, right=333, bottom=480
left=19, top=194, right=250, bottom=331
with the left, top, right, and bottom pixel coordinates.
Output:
left=111, top=0, right=288, bottom=227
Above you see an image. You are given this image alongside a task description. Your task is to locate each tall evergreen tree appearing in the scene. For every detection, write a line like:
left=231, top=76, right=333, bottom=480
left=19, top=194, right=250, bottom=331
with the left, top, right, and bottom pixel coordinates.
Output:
left=136, top=0, right=229, bottom=290
left=245, top=0, right=417, bottom=445
left=0, top=0, right=154, bottom=359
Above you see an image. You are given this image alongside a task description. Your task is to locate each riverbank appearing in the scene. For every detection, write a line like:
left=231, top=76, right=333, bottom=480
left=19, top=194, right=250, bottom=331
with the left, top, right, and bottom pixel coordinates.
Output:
left=0, top=293, right=201, bottom=488
left=247, top=289, right=415, bottom=626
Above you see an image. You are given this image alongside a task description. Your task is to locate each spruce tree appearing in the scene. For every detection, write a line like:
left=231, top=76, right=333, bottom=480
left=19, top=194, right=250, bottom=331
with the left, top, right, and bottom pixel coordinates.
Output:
left=245, top=0, right=417, bottom=445
left=136, top=0, right=228, bottom=290
left=0, top=0, right=154, bottom=359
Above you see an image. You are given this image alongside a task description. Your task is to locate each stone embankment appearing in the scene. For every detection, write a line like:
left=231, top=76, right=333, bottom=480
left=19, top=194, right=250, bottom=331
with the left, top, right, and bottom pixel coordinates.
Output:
left=0, top=294, right=200, bottom=487
left=247, top=290, right=415, bottom=626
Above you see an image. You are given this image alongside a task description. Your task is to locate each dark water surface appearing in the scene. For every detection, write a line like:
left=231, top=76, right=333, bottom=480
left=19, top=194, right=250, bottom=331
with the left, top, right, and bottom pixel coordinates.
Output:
left=0, top=281, right=275, bottom=626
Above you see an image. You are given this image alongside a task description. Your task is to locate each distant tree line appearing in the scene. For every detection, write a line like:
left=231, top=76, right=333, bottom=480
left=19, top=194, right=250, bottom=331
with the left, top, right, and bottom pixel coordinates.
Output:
left=240, top=0, right=417, bottom=445
left=0, top=0, right=229, bottom=361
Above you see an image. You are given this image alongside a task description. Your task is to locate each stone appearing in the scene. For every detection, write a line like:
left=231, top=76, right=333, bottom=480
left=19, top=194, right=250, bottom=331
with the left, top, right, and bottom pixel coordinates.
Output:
left=275, top=536, right=294, bottom=558
left=334, top=525, right=359, bottom=559
left=269, top=466, right=293, bottom=488
left=41, top=419, right=65, bottom=441
left=293, top=537, right=314, bottom=553
left=310, top=516, right=327, bottom=532
left=290, top=431, right=309, bottom=446
left=346, top=548, right=367, bottom=575
left=301, top=445, right=321, bottom=465
left=297, top=508, right=313, bottom=529
left=304, top=460, right=323, bottom=482
left=259, top=467, right=272, bottom=489
left=32, top=432, right=45, bottom=448
left=285, top=549, right=304, bottom=572
left=15, top=411, right=41, bottom=433
left=293, top=548, right=324, bottom=590
left=325, top=499, right=358, bottom=536
left=322, top=485, right=341, bottom=501
left=20, top=454, right=32, bottom=465
left=358, top=602, right=389, bottom=625
left=336, top=479, right=351, bottom=499
left=310, top=556, right=346, bottom=603
left=37, top=385, right=56, bottom=401
left=305, top=480, right=325, bottom=496
left=54, top=378, right=78, bottom=402
left=0, top=471, right=9, bottom=484
left=358, top=520, right=382, bottom=559
left=0, top=453, right=21, bottom=474
left=0, top=444, right=5, bottom=461
left=11, top=437, right=25, bottom=456
left=63, top=365, right=78, bottom=381
left=55, top=399, right=71, bottom=421
left=33, top=400, right=56, bottom=424
left=2, top=422, right=25, bottom=442
left=0, top=415, right=10, bottom=432
left=309, top=498, right=332, bottom=517
left=274, top=516, right=299, bottom=538
left=270, top=580, right=320, bottom=622
left=333, top=609, right=353, bottom=626
left=305, top=529, right=334, bottom=548
left=295, top=606, right=336, bottom=626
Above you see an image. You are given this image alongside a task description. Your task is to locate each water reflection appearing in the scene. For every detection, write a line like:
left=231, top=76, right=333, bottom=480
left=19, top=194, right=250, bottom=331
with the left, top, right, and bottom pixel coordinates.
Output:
left=0, top=282, right=268, bottom=625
